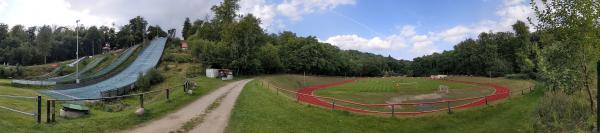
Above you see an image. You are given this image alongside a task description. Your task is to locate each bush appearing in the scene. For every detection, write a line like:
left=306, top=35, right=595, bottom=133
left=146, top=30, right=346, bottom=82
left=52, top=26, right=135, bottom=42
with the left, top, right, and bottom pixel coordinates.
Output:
left=186, top=64, right=204, bottom=78
left=533, top=91, right=595, bottom=132
left=162, top=53, right=193, bottom=63
left=135, top=69, right=164, bottom=91
left=505, top=73, right=531, bottom=79
left=0, top=66, right=23, bottom=78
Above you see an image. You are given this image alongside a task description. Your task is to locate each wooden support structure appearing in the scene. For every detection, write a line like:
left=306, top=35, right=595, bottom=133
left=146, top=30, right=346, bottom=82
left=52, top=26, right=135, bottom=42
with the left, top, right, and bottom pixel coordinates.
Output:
left=36, top=96, right=41, bottom=123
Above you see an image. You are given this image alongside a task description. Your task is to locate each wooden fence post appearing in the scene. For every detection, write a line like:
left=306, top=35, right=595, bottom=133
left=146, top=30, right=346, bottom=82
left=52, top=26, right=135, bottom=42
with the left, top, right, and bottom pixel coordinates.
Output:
left=166, top=89, right=170, bottom=101
left=391, top=104, right=395, bottom=117
left=51, top=101, right=55, bottom=122
left=522, top=89, right=524, bottom=95
left=447, top=101, right=451, bottom=114
left=331, top=99, right=335, bottom=111
left=485, top=96, right=488, bottom=105
left=46, top=100, right=50, bottom=123
left=36, top=96, right=41, bottom=124
left=139, top=94, right=144, bottom=108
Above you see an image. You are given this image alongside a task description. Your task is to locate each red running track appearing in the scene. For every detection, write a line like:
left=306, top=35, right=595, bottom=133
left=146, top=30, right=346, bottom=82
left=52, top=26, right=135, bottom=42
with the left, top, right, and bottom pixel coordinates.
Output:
left=296, top=79, right=511, bottom=115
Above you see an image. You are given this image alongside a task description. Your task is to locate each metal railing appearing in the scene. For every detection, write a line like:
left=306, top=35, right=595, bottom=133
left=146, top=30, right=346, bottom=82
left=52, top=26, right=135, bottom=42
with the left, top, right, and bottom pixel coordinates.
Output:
left=46, top=80, right=194, bottom=123
left=0, top=95, right=42, bottom=123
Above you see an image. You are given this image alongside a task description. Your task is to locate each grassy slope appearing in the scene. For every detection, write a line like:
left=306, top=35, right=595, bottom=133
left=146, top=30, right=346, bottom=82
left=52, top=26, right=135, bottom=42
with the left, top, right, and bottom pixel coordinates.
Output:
left=0, top=62, right=233, bottom=132
left=227, top=80, right=543, bottom=133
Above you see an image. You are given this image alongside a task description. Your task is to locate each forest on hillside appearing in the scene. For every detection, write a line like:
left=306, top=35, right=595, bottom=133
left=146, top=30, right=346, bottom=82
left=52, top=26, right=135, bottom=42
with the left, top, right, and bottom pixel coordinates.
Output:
left=0, top=16, right=169, bottom=66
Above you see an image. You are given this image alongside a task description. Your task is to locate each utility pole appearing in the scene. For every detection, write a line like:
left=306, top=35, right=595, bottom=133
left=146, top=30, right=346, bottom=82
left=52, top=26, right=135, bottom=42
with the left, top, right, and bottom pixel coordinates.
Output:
left=75, top=20, right=80, bottom=84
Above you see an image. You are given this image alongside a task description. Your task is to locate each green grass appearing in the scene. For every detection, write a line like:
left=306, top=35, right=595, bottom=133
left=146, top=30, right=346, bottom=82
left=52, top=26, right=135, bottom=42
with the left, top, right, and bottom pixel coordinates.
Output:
left=0, top=63, right=235, bottom=133
left=261, top=74, right=349, bottom=91
left=226, top=80, right=543, bottom=133
left=316, top=77, right=483, bottom=103
left=313, top=77, right=494, bottom=112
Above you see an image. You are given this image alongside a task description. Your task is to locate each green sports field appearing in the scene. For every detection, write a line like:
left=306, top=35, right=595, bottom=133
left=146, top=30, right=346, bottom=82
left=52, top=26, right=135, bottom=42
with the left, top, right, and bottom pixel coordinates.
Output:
left=226, top=77, right=542, bottom=133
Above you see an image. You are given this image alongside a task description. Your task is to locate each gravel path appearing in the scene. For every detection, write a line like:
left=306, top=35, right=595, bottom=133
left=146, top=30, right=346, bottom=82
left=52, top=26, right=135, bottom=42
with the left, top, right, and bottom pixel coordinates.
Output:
left=189, top=79, right=251, bottom=133
left=125, top=79, right=252, bottom=133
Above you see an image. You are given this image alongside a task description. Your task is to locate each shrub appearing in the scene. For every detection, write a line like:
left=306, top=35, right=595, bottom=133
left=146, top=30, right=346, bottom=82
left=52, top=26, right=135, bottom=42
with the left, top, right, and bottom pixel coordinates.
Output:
left=533, top=91, right=595, bottom=132
left=505, top=73, right=530, bottom=79
left=135, top=69, right=164, bottom=91
left=185, top=64, right=203, bottom=78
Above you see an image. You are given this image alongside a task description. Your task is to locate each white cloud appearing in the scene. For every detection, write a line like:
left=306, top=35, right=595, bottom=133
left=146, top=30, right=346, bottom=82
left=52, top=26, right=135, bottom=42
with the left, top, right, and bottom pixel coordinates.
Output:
left=238, top=0, right=354, bottom=30
left=438, top=26, right=470, bottom=44
left=276, top=0, right=355, bottom=21
left=239, top=0, right=277, bottom=28
left=323, top=24, right=438, bottom=59
left=325, top=34, right=392, bottom=50
left=399, top=25, right=416, bottom=37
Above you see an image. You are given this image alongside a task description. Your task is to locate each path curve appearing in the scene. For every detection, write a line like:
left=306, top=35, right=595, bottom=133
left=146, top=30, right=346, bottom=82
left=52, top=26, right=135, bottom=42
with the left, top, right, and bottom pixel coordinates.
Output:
left=296, top=79, right=510, bottom=115
left=125, top=79, right=252, bottom=133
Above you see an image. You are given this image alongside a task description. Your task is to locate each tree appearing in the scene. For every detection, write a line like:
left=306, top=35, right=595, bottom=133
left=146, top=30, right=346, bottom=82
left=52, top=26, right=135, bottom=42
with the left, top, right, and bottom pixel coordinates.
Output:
left=0, top=23, right=8, bottom=42
left=512, top=21, right=534, bottom=74
left=211, top=0, right=239, bottom=24
left=128, top=16, right=148, bottom=44
left=182, top=17, right=192, bottom=40
left=531, top=0, right=600, bottom=114
left=35, top=25, right=55, bottom=63
left=258, top=43, right=283, bottom=73
left=25, top=26, right=36, bottom=43
left=147, top=25, right=167, bottom=39
left=116, top=25, right=135, bottom=48
left=85, top=26, right=102, bottom=56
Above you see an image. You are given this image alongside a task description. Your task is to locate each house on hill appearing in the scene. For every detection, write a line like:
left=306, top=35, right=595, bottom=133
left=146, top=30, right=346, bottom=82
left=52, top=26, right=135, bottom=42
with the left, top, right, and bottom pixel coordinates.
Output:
left=181, top=41, right=188, bottom=50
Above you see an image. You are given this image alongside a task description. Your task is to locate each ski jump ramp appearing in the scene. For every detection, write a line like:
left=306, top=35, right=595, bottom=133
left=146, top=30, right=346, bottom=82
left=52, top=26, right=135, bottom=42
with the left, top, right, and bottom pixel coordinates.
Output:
left=42, top=37, right=167, bottom=100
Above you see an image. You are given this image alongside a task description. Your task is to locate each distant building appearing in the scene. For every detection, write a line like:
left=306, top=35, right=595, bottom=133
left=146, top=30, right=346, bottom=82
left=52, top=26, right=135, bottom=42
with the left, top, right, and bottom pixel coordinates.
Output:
left=181, top=41, right=188, bottom=50
left=102, top=43, right=111, bottom=53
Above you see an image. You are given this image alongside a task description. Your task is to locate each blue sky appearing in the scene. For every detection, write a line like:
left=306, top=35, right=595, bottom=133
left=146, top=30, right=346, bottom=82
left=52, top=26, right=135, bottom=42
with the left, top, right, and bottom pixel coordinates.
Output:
left=0, top=0, right=532, bottom=60
left=288, top=0, right=499, bottom=38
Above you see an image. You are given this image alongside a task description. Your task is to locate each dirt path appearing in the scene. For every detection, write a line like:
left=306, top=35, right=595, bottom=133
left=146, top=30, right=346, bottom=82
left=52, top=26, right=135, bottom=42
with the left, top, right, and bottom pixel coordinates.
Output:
left=189, top=79, right=251, bottom=133
left=125, top=79, right=252, bottom=133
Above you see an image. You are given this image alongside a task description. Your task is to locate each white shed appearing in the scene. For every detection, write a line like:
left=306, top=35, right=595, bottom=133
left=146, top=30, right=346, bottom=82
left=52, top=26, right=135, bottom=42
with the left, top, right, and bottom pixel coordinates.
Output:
left=206, top=68, right=219, bottom=78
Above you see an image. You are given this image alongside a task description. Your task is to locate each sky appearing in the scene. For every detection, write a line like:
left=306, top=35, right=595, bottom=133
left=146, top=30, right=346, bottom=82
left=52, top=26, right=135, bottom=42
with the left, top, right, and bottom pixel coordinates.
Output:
left=0, top=0, right=533, bottom=60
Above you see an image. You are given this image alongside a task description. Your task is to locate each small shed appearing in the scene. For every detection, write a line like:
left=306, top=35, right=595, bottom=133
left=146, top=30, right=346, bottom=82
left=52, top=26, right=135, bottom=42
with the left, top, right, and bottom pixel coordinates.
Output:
left=205, top=68, right=234, bottom=80
left=181, top=41, right=189, bottom=50
left=219, top=69, right=233, bottom=80
left=102, top=43, right=111, bottom=53
left=206, top=68, right=219, bottom=78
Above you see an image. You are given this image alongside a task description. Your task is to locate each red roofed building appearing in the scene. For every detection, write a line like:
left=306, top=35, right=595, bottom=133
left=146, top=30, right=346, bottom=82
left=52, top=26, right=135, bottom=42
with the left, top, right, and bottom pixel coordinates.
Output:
left=181, top=41, right=188, bottom=50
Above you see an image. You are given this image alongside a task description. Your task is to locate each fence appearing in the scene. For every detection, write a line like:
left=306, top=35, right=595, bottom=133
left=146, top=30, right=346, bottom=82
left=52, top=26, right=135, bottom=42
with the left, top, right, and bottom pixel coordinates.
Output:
left=260, top=79, right=535, bottom=116
left=46, top=80, right=194, bottom=123
left=0, top=95, right=42, bottom=123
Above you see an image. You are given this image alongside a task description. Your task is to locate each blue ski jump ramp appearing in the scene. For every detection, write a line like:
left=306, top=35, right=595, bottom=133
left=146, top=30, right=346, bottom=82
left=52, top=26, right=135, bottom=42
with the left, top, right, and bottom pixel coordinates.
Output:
left=41, top=37, right=167, bottom=100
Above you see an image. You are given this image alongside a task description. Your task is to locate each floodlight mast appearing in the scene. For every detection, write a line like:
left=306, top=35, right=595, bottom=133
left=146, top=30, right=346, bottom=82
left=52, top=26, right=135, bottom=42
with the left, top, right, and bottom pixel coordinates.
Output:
left=76, top=20, right=80, bottom=84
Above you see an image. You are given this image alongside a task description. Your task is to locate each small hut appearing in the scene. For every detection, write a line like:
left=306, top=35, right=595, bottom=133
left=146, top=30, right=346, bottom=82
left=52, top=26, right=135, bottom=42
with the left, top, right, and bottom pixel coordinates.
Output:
left=181, top=41, right=189, bottom=50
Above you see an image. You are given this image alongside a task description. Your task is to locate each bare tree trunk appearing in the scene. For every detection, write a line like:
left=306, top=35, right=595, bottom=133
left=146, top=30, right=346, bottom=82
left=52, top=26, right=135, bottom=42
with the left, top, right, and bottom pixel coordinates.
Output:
left=582, top=45, right=595, bottom=113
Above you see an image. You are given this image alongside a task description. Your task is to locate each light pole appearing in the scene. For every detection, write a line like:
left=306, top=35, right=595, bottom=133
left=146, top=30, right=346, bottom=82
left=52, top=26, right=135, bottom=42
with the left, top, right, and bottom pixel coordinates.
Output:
left=75, top=20, right=80, bottom=84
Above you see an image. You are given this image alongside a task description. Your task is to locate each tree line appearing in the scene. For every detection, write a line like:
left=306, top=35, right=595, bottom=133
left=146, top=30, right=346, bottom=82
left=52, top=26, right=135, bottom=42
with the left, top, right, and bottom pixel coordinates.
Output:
left=0, top=16, right=169, bottom=66
left=410, top=20, right=538, bottom=77
left=185, top=0, right=409, bottom=76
